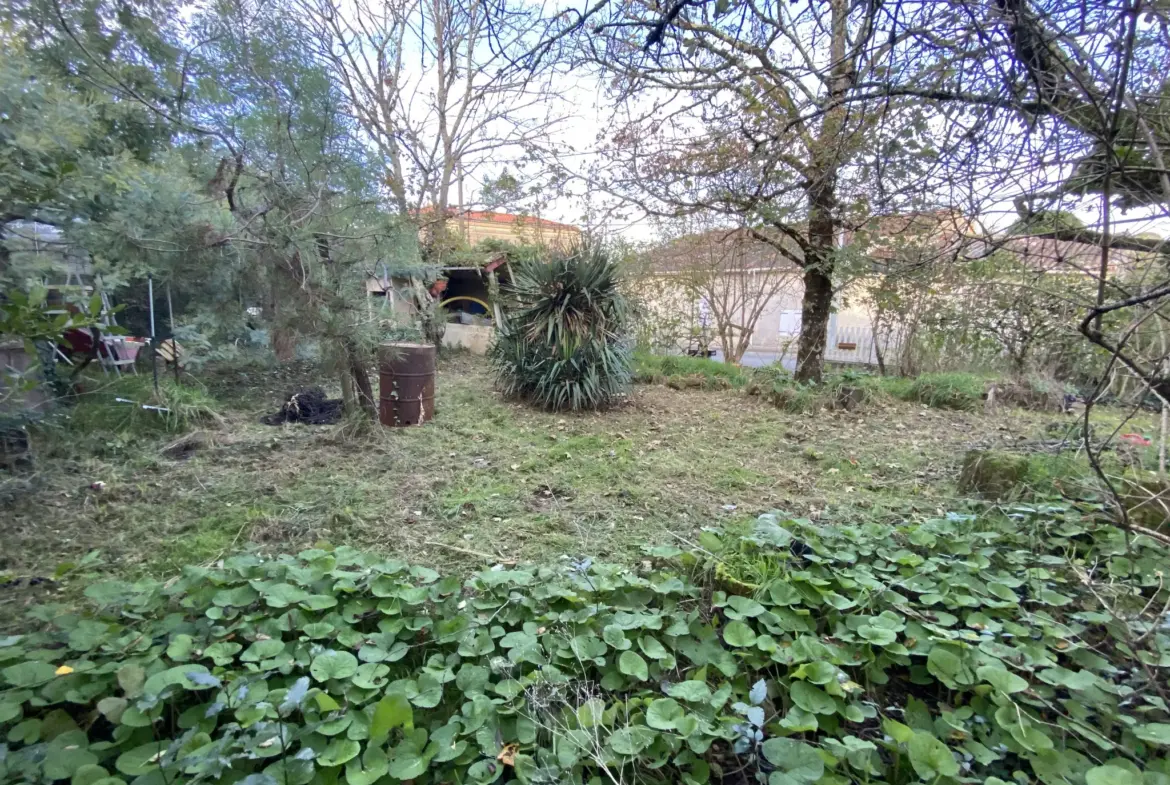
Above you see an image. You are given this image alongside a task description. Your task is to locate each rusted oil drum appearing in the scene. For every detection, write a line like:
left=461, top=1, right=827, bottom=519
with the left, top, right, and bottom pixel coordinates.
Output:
left=378, top=342, right=436, bottom=427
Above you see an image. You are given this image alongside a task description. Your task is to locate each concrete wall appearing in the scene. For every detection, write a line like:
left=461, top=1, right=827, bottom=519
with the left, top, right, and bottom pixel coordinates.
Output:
left=638, top=273, right=893, bottom=366
left=443, top=323, right=493, bottom=355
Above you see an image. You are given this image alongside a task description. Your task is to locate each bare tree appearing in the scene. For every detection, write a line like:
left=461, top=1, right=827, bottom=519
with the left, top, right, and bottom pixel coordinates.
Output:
left=647, top=224, right=800, bottom=364
left=551, top=0, right=948, bottom=381
left=299, top=0, right=566, bottom=258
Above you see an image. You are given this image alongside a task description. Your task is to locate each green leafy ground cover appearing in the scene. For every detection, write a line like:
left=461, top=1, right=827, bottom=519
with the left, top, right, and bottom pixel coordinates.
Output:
left=0, top=506, right=1166, bottom=785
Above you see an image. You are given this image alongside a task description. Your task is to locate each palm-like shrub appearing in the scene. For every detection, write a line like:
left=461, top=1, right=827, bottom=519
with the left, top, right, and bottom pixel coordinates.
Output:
left=489, top=246, right=632, bottom=410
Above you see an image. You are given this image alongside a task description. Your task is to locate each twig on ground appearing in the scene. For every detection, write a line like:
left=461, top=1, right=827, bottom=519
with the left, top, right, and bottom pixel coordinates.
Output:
left=423, top=540, right=517, bottom=565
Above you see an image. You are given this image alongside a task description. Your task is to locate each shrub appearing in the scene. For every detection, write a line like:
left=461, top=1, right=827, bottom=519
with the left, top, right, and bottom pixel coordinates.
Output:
left=632, top=352, right=749, bottom=390
left=490, top=246, right=632, bottom=410
left=0, top=507, right=1166, bottom=785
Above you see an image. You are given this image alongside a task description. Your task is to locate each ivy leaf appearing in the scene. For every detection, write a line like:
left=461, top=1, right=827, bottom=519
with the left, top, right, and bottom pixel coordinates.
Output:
left=116, top=742, right=168, bottom=776
left=723, top=621, right=757, bottom=647
left=117, top=664, right=145, bottom=698
left=926, top=647, right=972, bottom=688
left=791, top=661, right=836, bottom=685
left=97, top=696, right=128, bottom=724
left=667, top=680, right=712, bottom=702
left=345, top=746, right=388, bottom=785
left=858, top=625, right=897, bottom=645
left=317, top=738, right=361, bottom=767
left=618, top=651, right=648, bottom=681
left=1085, top=766, right=1144, bottom=785
left=310, top=650, right=358, bottom=682
left=262, top=583, right=311, bottom=608
left=1133, top=724, right=1170, bottom=747
left=2, top=660, right=58, bottom=687
left=280, top=676, right=310, bottom=713
left=908, top=731, right=959, bottom=779
left=371, top=694, right=413, bottom=741
left=789, top=681, right=835, bottom=715
left=468, top=759, right=503, bottom=783
left=69, top=764, right=111, bottom=785
left=725, top=596, right=766, bottom=619
left=761, top=738, right=824, bottom=784
left=645, top=698, right=684, bottom=729
left=638, top=635, right=668, bottom=660
left=608, top=726, right=655, bottom=756
left=749, top=678, right=768, bottom=705
left=976, top=664, right=1028, bottom=694
left=241, top=639, right=286, bottom=662
left=203, top=642, right=242, bottom=665
left=166, top=634, right=195, bottom=661
left=185, top=671, right=222, bottom=689
left=387, top=746, right=429, bottom=779
left=300, top=594, right=338, bottom=610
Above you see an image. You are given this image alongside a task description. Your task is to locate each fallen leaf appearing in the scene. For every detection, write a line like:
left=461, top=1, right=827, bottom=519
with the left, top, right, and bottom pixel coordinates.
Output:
left=497, top=743, right=519, bottom=766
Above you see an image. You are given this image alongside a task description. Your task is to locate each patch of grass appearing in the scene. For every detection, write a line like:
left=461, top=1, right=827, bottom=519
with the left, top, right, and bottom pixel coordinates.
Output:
left=5, top=354, right=1160, bottom=614
left=28, top=376, right=224, bottom=458
left=958, top=449, right=1087, bottom=499
left=892, top=371, right=986, bottom=410
left=633, top=351, right=749, bottom=389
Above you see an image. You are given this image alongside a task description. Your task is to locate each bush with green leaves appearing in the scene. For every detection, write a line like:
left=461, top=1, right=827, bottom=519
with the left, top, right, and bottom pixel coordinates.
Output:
left=489, top=246, right=632, bottom=410
left=1, top=505, right=1168, bottom=785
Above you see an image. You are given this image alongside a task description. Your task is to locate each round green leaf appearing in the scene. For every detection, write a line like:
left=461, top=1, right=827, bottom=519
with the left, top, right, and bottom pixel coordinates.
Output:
left=387, top=749, right=429, bottom=780
left=645, top=698, right=684, bottom=730
left=115, top=742, right=167, bottom=776
left=723, top=620, right=756, bottom=647
left=70, top=764, right=110, bottom=785
left=1134, top=723, right=1170, bottom=747
left=618, top=651, right=648, bottom=681
left=976, top=664, right=1028, bottom=694
left=1086, top=766, right=1143, bottom=785
left=241, top=639, right=285, bottom=662
left=789, top=681, right=835, bottom=715
left=907, top=731, right=959, bottom=780
left=310, top=650, right=358, bottom=682
left=317, top=738, right=361, bottom=767
left=345, top=746, right=388, bottom=785
left=761, top=738, right=824, bottom=784
left=667, top=681, right=712, bottom=703
left=467, top=759, right=503, bottom=783
left=3, top=661, right=58, bottom=688
left=608, top=726, right=655, bottom=756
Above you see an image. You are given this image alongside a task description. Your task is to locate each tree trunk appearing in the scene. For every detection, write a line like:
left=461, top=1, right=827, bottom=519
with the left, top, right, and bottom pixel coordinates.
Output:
left=795, top=263, right=834, bottom=382
left=794, top=0, right=848, bottom=384
left=341, top=339, right=376, bottom=418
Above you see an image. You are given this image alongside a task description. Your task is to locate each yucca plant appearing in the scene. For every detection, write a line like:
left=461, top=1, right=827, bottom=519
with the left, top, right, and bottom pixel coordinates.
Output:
left=489, top=245, right=632, bottom=410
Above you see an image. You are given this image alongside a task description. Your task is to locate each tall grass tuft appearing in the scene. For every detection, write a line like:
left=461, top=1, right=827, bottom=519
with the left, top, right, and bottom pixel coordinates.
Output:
left=489, top=246, right=632, bottom=411
left=896, top=372, right=986, bottom=410
left=66, top=376, right=225, bottom=436
left=632, top=352, right=749, bottom=389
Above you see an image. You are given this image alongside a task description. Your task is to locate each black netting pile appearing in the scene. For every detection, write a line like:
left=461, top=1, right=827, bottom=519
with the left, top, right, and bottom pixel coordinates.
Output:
left=261, top=387, right=343, bottom=425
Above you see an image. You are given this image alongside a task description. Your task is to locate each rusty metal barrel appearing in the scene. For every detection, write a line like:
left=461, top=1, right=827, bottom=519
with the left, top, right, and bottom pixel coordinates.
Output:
left=378, top=342, right=436, bottom=427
